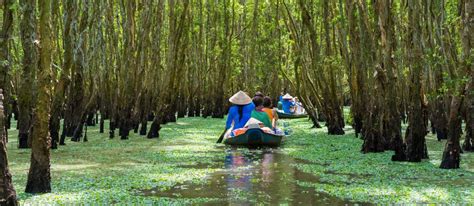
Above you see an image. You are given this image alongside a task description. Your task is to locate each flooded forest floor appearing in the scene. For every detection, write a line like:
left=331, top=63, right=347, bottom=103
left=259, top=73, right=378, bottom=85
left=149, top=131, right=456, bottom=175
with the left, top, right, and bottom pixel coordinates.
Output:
left=7, top=117, right=474, bottom=205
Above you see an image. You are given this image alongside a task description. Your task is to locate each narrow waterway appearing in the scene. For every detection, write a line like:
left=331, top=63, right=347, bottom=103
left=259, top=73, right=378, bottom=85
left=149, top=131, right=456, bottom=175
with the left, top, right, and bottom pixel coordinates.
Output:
left=140, top=147, right=370, bottom=205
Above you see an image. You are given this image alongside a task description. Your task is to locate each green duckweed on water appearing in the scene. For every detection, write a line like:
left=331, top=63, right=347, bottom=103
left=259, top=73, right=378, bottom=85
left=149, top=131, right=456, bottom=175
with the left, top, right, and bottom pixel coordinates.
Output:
left=9, top=118, right=227, bottom=205
left=7, top=117, right=474, bottom=205
left=286, top=118, right=474, bottom=204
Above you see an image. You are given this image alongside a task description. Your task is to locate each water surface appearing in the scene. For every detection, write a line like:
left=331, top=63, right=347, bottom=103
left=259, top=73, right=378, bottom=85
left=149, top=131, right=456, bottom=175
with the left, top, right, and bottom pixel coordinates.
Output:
left=140, top=147, right=369, bottom=205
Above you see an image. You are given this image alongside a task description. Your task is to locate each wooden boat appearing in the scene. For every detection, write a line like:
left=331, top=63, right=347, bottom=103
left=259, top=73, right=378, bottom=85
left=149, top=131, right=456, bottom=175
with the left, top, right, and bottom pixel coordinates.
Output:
left=276, top=111, right=308, bottom=119
left=224, top=128, right=283, bottom=147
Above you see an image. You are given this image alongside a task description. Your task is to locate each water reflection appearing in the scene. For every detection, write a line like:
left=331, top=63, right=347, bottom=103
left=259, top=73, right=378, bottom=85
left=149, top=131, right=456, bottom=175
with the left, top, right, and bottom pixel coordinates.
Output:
left=221, top=148, right=355, bottom=205
left=223, top=149, right=282, bottom=203
left=140, top=148, right=367, bottom=205
left=224, top=150, right=252, bottom=194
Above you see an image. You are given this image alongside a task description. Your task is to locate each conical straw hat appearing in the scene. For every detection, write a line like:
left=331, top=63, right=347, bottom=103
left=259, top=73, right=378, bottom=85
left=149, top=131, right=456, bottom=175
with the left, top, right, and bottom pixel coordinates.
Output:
left=229, top=91, right=252, bottom=105
left=244, top=118, right=263, bottom=128
left=282, top=93, right=293, bottom=100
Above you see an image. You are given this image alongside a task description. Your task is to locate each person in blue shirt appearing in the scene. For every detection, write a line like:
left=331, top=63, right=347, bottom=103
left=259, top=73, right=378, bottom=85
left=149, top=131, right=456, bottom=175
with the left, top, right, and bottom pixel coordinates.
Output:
left=225, top=91, right=255, bottom=130
left=278, top=92, right=284, bottom=110
left=281, top=93, right=295, bottom=114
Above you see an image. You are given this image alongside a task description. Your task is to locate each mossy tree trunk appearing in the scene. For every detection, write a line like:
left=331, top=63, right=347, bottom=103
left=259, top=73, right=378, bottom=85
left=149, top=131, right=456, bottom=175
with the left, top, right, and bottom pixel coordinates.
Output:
left=461, top=0, right=474, bottom=153
left=355, top=0, right=385, bottom=153
left=18, top=0, right=37, bottom=149
left=375, top=0, right=404, bottom=159
left=344, top=0, right=365, bottom=137
left=0, top=89, right=17, bottom=205
left=25, top=0, right=53, bottom=193
left=463, top=73, right=474, bottom=151
left=0, top=0, right=14, bottom=139
left=68, top=1, right=91, bottom=142
left=51, top=0, right=74, bottom=147
left=405, top=0, right=429, bottom=162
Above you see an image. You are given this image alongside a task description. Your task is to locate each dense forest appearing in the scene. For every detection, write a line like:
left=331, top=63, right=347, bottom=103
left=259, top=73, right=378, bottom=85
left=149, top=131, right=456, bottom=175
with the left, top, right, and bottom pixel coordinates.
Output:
left=0, top=0, right=473, bottom=205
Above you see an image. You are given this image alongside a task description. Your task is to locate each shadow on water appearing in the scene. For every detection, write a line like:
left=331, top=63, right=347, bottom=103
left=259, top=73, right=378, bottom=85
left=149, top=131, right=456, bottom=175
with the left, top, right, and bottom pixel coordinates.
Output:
left=139, top=148, right=370, bottom=205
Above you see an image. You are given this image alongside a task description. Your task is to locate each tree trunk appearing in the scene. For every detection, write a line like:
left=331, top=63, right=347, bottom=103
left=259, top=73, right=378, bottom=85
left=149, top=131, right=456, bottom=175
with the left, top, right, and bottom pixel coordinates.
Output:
left=18, top=0, right=37, bottom=149
left=356, top=0, right=385, bottom=153
left=25, top=0, right=53, bottom=193
left=322, top=0, right=345, bottom=135
left=99, top=113, right=105, bottom=133
left=405, top=1, right=429, bottom=162
left=139, top=118, right=148, bottom=136
left=461, top=0, right=474, bottom=153
left=440, top=0, right=474, bottom=168
left=297, top=0, right=344, bottom=135
left=431, top=97, right=449, bottom=141
left=375, top=0, right=404, bottom=159
left=177, top=94, right=186, bottom=118
left=344, top=0, right=364, bottom=137
left=463, top=75, right=474, bottom=151
left=109, top=117, right=115, bottom=139
left=147, top=114, right=162, bottom=139
left=361, top=99, right=385, bottom=153
left=426, top=0, right=449, bottom=142
left=86, top=112, right=95, bottom=126
left=440, top=93, right=464, bottom=168
left=212, top=0, right=231, bottom=119
left=0, top=90, right=18, bottom=205
left=59, top=0, right=91, bottom=142
left=0, top=0, right=13, bottom=144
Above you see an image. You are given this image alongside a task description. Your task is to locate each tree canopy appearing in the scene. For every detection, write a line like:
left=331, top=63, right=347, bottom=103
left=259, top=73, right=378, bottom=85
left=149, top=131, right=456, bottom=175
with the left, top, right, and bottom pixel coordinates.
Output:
left=0, top=0, right=473, bottom=204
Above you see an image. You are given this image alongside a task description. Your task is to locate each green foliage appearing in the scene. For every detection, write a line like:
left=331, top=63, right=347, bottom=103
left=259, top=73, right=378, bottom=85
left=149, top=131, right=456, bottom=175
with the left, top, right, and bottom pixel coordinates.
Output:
left=8, top=1, right=19, bottom=11
left=345, top=110, right=353, bottom=126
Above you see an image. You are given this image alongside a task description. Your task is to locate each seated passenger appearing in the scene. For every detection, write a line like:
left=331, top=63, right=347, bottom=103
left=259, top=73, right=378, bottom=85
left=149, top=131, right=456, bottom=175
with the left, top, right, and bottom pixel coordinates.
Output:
left=225, top=91, right=255, bottom=131
left=254, top=91, right=264, bottom=98
left=262, top=96, right=279, bottom=129
left=277, top=92, right=284, bottom=110
left=250, top=96, right=272, bottom=128
left=293, top=97, right=306, bottom=114
left=281, top=93, right=295, bottom=114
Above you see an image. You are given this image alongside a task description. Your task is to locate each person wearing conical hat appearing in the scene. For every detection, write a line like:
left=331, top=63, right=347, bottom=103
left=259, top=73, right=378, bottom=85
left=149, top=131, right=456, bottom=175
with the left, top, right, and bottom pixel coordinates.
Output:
left=282, top=93, right=293, bottom=100
left=225, top=91, right=255, bottom=131
left=282, top=93, right=295, bottom=114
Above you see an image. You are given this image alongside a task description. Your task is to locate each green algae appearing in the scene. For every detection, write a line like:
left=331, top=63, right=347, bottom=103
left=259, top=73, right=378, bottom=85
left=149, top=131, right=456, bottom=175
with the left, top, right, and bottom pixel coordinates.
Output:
left=9, top=118, right=227, bottom=205
left=286, top=118, right=474, bottom=204
left=6, top=117, right=474, bottom=205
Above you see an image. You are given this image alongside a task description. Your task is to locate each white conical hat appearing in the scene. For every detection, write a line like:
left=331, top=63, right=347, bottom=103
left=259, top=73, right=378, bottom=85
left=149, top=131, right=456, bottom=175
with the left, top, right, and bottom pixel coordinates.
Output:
left=244, top=118, right=263, bottom=128
left=282, top=93, right=293, bottom=100
left=229, top=91, right=252, bottom=105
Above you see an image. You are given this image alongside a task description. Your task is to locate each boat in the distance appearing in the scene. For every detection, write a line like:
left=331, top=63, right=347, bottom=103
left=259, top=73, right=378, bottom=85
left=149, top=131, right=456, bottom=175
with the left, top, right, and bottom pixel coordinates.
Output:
left=276, top=110, right=308, bottom=119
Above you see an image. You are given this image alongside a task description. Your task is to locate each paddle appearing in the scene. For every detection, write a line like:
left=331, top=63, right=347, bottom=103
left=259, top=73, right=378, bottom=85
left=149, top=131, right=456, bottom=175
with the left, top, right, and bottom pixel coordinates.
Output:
left=216, top=129, right=227, bottom=143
